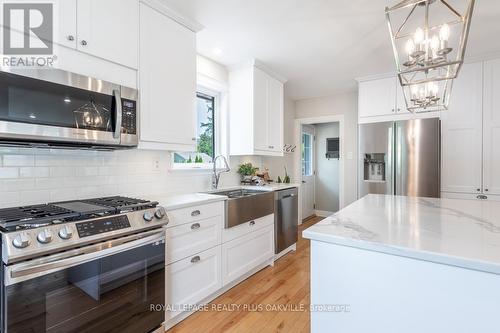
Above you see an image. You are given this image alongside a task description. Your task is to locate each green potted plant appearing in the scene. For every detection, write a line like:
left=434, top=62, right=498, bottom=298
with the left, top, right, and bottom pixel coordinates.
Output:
left=237, top=163, right=259, bottom=182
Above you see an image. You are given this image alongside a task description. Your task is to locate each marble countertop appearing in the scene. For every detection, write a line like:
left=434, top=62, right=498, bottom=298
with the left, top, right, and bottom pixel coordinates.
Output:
left=303, top=194, right=500, bottom=274
left=152, top=193, right=227, bottom=211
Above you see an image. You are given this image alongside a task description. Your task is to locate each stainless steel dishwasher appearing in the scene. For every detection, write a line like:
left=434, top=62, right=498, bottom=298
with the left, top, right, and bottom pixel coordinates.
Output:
left=275, top=187, right=298, bottom=254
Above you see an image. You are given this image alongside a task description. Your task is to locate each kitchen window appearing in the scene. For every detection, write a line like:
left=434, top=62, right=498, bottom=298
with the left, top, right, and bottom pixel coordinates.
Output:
left=172, top=89, right=220, bottom=169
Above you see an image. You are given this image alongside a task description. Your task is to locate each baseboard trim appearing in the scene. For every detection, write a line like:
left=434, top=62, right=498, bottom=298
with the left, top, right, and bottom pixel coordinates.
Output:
left=275, top=243, right=297, bottom=261
left=314, top=210, right=335, bottom=217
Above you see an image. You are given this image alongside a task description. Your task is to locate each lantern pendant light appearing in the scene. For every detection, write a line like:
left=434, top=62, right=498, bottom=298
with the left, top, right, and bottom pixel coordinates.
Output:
left=385, top=0, right=475, bottom=112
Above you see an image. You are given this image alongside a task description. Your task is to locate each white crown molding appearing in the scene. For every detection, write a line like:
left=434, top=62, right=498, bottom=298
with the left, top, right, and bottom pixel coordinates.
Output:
left=228, top=59, right=288, bottom=83
left=140, top=0, right=204, bottom=33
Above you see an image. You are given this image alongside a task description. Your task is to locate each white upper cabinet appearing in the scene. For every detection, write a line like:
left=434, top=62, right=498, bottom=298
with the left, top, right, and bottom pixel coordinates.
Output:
left=358, top=76, right=439, bottom=124
left=55, top=0, right=139, bottom=69
left=483, top=59, right=500, bottom=195
left=358, top=77, right=397, bottom=118
left=229, top=63, right=285, bottom=156
left=76, top=0, right=139, bottom=69
left=441, top=62, right=483, bottom=194
left=138, top=2, right=197, bottom=151
left=57, top=0, right=77, bottom=49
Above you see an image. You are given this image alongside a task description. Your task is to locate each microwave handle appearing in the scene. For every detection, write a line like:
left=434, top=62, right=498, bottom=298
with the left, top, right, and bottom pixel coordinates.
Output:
left=113, top=89, right=122, bottom=139
left=6, top=229, right=165, bottom=285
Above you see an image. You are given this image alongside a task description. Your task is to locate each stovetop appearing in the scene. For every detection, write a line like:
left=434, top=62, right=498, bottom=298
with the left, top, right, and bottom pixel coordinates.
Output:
left=0, top=196, right=158, bottom=232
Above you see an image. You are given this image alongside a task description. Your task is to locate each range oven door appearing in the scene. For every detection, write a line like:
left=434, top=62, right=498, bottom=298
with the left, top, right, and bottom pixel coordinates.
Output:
left=0, top=69, right=138, bottom=148
left=2, top=230, right=165, bottom=333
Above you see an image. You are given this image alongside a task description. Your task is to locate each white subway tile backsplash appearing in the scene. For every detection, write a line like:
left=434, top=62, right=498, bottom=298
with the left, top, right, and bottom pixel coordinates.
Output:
left=19, top=167, right=50, bottom=178
left=0, top=167, right=19, bottom=179
left=0, top=148, right=243, bottom=208
left=1, top=179, right=36, bottom=191
left=2, top=155, right=35, bottom=166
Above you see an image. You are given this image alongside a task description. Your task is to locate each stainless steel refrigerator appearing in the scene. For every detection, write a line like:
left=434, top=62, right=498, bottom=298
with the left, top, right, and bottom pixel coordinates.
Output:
left=358, top=118, right=440, bottom=198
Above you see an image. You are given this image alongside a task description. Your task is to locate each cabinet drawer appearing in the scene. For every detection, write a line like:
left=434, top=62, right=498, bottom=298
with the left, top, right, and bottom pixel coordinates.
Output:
left=221, top=224, right=274, bottom=286
left=167, top=201, right=224, bottom=228
left=222, top=214, right=274, bottom=243
left=166, top=246, right=222, bottom=321
left=166, top=216, right=223, bottom=264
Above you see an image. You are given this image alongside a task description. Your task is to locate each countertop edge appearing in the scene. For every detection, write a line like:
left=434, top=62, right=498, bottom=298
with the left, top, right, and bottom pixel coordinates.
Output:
left=154, top=194, right=227, bottom=211
left=302, top=229, right=500, bottom=275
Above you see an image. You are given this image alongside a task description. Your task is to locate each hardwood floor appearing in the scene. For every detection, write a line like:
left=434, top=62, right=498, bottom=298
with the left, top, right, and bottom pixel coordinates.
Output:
left=167, top=216, right=323, bottom=333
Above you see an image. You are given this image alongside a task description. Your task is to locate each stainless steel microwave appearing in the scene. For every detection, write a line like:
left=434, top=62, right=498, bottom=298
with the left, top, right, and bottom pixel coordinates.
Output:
left=0, top=69, right=138, bottom=149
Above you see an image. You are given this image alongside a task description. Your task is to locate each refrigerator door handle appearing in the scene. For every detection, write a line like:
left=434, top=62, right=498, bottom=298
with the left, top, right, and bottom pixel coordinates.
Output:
left=387, top=124, right=395, bottom=195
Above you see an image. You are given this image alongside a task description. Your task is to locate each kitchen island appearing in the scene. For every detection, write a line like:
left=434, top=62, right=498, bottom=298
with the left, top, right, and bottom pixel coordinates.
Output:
left=303, top=194, right=500, bottom=333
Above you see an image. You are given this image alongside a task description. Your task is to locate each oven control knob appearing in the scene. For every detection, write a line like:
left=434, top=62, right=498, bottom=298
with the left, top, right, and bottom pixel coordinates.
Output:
left=37, top=229, right=53, bottom=244
left=154, top=207, right=166, bottom=219
left=143, top=211, right=154, bottom=222
left=12, top=233, right=31, bottom=249
left=59, top=225, right=73, bottom=240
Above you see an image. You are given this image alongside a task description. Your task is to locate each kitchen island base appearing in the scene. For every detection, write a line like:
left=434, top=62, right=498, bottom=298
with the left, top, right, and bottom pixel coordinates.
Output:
left=311, top=240, right=500, bottom=333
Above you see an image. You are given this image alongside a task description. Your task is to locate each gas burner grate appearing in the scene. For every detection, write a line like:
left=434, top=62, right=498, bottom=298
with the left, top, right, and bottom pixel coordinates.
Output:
left=0, top=204, right=77, bottom=224
left=83, top=196, right=158, bottom=212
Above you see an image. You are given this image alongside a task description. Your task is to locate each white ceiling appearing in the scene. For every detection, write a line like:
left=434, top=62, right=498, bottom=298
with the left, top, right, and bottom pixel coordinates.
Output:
left=162, top=0, right=500, bottom=100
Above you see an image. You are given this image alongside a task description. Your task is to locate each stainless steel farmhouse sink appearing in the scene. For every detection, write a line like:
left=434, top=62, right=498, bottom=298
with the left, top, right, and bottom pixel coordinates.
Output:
left=208, top=189, right=275, bottom=228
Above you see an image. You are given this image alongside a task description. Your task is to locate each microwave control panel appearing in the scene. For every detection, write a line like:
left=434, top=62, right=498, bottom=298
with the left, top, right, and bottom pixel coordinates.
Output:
left=121, top=99, right=137, bottom=135
left=76, top=215, right=131, bottom=238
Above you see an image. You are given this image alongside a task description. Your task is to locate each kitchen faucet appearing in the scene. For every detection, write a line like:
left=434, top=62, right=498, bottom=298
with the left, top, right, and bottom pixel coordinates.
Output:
left=212, top=155, right=231, bottom=189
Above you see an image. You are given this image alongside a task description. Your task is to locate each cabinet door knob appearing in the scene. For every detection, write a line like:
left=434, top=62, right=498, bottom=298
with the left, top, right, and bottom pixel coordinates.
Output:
left=191, top=256, right=201, bottom=263
left=191, top=210, right=201, bottom=217
left=67, top=35, right=75, bottom=41
left=80, top=40, right=87, bottom=46
left=477, top=188, right=481, bottom=192
left=249, top=221, right=255, bottom=226
left=192, top=137, right=196, bottom=141
left=485, top=189, right=489, bottom=192
left=191, top=223, right=201, bottom=230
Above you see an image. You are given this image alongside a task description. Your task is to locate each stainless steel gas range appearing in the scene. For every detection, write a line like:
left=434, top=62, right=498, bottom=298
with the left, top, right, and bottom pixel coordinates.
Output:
left=0, top=196, right=168, bottom=333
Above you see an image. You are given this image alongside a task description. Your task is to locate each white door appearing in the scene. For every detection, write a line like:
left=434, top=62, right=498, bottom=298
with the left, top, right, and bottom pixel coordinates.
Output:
left=483, top=59, right=500, bottom=195
left=441, top=62, right=483, bottom=194
left=56, top=0, right=77, bottom=49
left=358, top=77, right=397, bottom=118
left=139, top=3, right=196, bottom=150
left=301, top=125, right=315, bottom=219
left=76, top=0, right=138, bottom=68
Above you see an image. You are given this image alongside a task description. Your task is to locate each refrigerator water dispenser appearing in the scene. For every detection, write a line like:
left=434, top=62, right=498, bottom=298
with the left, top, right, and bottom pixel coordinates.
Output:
left=364, top=153, right=386, bottom=182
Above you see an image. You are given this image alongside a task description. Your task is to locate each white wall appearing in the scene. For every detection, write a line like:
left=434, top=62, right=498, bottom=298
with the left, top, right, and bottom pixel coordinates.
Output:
left=314, top=122, right=339, bottom=213
left=0, top=55, right=244, bottom=208
left=295, top=91, right=358, bottom=206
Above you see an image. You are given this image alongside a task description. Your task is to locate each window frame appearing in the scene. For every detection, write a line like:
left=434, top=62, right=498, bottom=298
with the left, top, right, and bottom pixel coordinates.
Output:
left=171, top=85, right=222, bottom=171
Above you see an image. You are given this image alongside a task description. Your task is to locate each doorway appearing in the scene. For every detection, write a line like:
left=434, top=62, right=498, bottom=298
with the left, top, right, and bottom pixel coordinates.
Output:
left=296, top=115, right=345, bottom=223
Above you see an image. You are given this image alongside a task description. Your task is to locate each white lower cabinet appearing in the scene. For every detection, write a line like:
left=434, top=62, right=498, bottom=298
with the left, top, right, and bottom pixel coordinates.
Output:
left=166, top=215, right=222, bottom=265
left=164, top=203, right=275, bottom=328
left=221, top=224, right=275, bottom=286
left=165, top=246, right=222, bottom=321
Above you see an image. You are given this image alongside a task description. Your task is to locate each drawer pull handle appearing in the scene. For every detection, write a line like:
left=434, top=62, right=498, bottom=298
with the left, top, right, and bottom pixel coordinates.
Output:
left=191, top=256, right=201, bottom=263
left=191, top=223, right=201, bottom=230
left=191, top=210, right=201, bottom=217
left=477, top=195, right=488, bottom=200
left=249, top=221, right=255, bottom=226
